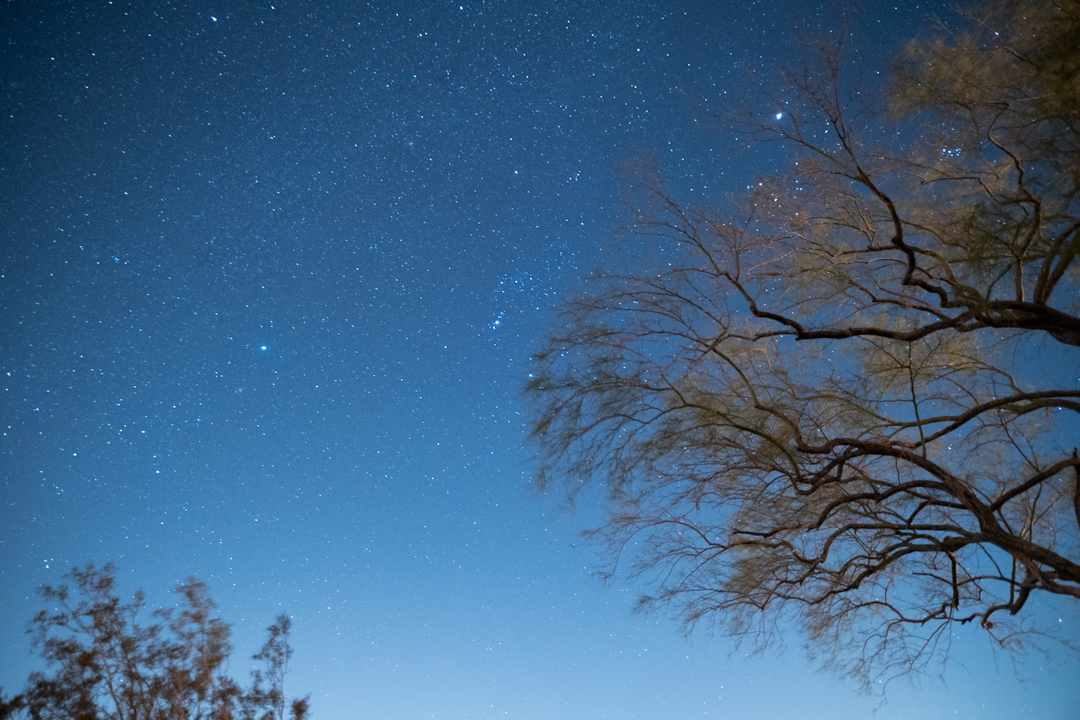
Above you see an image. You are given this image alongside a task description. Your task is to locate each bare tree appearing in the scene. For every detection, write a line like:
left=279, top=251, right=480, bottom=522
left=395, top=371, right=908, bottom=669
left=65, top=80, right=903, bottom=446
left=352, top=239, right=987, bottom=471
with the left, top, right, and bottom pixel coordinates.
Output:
left=527, top=0, right=1080, bottom=687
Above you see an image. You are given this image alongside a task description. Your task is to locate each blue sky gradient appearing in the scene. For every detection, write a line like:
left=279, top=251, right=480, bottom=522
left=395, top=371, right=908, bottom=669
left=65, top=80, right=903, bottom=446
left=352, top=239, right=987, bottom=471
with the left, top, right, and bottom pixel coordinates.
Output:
left=2, top=1, right=1077, bottom=718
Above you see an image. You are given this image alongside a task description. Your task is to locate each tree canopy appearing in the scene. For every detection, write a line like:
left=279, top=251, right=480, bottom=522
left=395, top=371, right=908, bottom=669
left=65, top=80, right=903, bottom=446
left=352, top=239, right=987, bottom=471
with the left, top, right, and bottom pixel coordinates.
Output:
left=1, top=563, right=310, bottom=720
left=528, top=0, right=1080, bottom=686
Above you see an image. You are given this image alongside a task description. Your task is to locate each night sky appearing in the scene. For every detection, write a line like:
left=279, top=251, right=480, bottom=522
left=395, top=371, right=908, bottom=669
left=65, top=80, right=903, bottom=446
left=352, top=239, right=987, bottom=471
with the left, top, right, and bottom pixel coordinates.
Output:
left=2, top=1, right=1077, bottom=718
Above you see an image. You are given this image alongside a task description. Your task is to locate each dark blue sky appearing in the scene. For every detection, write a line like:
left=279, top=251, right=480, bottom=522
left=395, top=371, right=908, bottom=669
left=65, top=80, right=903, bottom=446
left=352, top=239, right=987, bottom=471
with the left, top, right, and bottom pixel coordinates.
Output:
left=2, top=1, right=1077, bottom=718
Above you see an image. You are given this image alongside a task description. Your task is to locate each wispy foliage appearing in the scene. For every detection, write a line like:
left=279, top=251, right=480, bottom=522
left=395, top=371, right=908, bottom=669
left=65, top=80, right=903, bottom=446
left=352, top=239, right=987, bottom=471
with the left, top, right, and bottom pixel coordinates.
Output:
left=528, top=0, right=1080, bottom=688
left=3, top=563, right=310, bottom=720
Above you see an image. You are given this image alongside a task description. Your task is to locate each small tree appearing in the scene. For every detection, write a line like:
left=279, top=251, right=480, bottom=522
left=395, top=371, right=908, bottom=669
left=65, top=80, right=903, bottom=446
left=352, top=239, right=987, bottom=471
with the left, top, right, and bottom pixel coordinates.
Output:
left=241, top=616, right=309, bottom=720
left=10, top=563, right=310, bottom=720
left=528, top=0, right=1080, bottom=687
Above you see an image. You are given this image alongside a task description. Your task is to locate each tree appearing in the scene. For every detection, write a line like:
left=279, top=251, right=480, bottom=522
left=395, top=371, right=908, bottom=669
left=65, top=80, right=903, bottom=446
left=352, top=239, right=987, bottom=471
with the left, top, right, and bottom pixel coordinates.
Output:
left=8, top=563, right=310, bottom=720
left=0, top=690, right=24, bottom=720
left=242, top=617, right=308, bottom=720
left=527, top=0, right=1080, bottom=687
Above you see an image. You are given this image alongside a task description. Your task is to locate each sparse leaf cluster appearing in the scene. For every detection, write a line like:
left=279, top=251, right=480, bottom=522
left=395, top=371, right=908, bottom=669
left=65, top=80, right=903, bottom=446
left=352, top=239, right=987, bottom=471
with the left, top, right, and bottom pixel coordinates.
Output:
left=0, top=563, right=310, bottom=720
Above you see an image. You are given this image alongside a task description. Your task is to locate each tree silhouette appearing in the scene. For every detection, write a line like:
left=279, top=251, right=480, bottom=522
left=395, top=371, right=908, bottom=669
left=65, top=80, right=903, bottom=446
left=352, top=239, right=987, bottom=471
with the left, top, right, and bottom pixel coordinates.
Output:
left=528, top=0, right=1080, bottom=687
left=5, top=563, right=310, bottom=720
left=242, top=616, right=308, bottom=720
